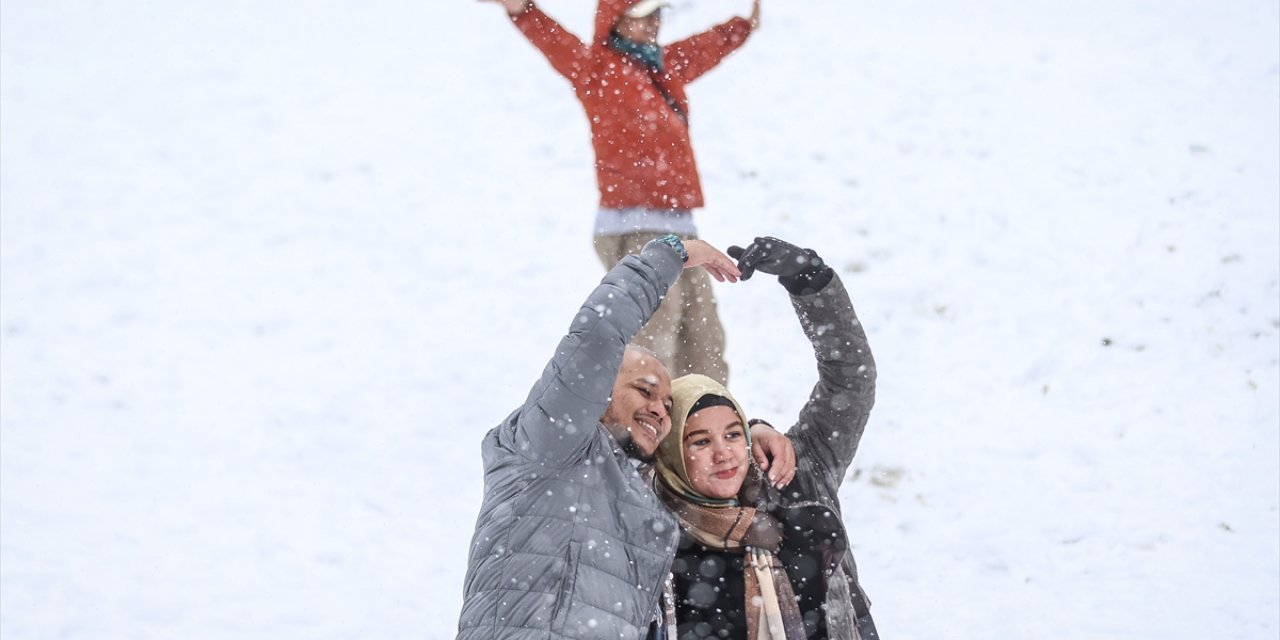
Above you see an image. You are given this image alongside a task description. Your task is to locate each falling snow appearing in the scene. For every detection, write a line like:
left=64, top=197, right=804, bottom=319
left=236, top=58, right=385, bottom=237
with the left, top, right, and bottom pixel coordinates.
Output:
left=1, top=1, right=1277, bottom=639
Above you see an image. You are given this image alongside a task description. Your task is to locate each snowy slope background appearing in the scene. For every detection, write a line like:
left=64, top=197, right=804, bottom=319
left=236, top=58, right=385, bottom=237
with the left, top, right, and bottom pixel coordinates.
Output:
left=1, top=0, right=1277, bottom=638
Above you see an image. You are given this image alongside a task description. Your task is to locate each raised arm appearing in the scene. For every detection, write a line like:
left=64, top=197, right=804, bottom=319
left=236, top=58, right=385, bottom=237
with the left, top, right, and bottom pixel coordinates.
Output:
left=729, top=237, right=876, bottom=490
left=483, top=0, right=592, bottom=82
left=663, top=4, right=756, bottom=83
left=509, top=238, right=739, bottom=466
left=788, top=274, right=875, bottom=483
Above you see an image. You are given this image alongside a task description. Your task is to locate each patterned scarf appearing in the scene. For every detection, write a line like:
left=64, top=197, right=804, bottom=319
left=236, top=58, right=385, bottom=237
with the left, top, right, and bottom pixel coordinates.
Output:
left=656, top=480, right=808, bottom=640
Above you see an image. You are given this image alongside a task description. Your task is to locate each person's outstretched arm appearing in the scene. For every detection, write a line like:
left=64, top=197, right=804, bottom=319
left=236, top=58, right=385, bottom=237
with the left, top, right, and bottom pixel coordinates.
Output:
left=481, top=0, right=592, bottom=82
left=663, top=0, right=759, bottom=83
left=506, top=238, right=739, bottom=466
left=729, top=236, right=876, bottom=491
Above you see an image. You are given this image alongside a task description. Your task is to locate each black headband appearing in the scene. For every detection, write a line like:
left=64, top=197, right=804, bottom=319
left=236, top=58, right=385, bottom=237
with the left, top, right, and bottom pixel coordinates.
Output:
left=688, top=394, right=736, bottom=417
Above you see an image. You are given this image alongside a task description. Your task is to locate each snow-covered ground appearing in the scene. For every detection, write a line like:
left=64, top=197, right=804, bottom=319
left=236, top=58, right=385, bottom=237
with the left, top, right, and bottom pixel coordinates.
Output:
left=2, top=0, right=1277, bottom=638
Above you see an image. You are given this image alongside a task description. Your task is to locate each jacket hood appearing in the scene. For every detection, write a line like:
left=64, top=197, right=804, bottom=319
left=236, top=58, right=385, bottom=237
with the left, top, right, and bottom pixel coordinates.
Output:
left=593, top=0, right=647, bottom=47
left=655, top=374, right=754, bottom=504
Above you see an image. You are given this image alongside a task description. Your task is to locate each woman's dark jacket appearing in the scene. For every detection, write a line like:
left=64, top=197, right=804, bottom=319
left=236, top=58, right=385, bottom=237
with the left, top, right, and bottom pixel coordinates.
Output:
left=663, top=274, right=879, bottom=640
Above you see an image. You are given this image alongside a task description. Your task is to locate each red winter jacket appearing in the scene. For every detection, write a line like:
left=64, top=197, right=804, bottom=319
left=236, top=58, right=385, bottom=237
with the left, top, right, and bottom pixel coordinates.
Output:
left=511, top=0, right=753, bottom=211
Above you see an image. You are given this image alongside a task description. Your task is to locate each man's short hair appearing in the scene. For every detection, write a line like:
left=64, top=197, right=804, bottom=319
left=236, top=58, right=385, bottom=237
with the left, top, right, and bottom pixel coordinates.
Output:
left=623, top=343, right=663, bottom=362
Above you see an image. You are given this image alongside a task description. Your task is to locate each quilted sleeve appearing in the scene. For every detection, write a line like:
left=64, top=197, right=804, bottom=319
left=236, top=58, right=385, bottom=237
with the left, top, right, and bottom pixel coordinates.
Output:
left=786, top=275, right=877, bottom=494
left=503, top=241, right=684, bottom=466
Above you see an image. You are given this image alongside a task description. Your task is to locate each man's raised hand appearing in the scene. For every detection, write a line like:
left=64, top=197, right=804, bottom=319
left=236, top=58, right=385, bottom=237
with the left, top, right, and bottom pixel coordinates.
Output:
left=684, top=239, right=742, bottom=283
left=749, top=421, right=796, bottom=488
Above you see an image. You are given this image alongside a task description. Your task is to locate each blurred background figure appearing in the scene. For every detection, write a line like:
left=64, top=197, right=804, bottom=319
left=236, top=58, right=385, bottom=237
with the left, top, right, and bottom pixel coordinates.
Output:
left=481, top=0, right=764, bottom=385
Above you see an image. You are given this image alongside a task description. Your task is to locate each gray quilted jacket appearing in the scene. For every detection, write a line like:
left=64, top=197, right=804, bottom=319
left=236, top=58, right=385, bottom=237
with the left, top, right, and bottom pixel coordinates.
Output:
left=457, top=241, right=684, bottom=640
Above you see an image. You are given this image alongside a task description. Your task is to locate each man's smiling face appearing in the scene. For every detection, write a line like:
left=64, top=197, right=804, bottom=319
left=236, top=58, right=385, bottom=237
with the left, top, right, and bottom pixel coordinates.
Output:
left=601, top=347, right=672, bottom=460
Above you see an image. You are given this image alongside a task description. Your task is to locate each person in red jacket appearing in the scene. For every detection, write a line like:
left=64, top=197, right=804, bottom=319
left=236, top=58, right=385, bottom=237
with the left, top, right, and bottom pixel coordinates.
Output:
left=483, top=0, right=762, bottom=385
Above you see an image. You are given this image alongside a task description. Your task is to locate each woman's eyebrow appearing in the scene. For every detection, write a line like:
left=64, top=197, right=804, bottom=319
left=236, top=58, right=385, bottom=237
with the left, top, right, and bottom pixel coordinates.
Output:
left=683, top=428, right=710, bottom=441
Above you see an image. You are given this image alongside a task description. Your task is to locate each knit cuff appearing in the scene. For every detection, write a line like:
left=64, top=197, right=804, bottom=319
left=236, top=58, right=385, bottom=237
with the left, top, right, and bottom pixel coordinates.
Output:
left=779, top=266, right=834, bottom=296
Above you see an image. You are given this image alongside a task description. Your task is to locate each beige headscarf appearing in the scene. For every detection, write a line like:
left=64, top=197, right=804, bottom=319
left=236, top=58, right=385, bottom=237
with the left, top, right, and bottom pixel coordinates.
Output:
left=655, top=374, right=755, bottom=506
left=655, top=374, right=807, bottom=640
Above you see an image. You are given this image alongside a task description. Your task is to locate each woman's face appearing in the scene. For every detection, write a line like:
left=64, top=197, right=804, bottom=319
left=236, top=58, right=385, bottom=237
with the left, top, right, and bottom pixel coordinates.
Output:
left=682, top=405, right=750, bottom=499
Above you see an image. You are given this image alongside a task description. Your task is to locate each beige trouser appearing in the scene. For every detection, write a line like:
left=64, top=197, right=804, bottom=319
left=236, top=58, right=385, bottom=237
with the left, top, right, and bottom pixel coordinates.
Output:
left=594, top=232, right=729, bottom=385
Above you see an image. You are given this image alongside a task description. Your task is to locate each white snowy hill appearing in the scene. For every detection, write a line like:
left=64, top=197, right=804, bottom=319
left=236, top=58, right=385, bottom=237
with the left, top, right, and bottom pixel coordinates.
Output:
left=2, top=1, right=1276, bottom=638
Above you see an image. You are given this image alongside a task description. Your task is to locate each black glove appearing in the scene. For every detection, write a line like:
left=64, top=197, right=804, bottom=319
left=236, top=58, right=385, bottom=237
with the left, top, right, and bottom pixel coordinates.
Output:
left=728, top=237, right=834, bottom=295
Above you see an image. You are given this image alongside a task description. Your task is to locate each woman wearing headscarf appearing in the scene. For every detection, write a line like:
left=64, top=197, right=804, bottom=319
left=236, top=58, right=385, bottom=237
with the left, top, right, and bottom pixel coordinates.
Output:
left=653, top=237, right=881, bottom=640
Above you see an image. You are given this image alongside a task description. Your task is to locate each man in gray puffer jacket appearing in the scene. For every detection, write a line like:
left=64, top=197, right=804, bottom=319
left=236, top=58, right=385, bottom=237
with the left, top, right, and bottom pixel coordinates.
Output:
left=457, top=236, right=794, bottom=640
